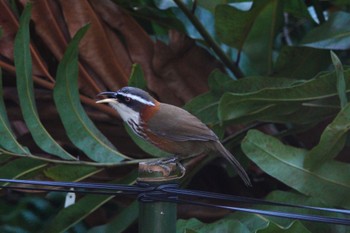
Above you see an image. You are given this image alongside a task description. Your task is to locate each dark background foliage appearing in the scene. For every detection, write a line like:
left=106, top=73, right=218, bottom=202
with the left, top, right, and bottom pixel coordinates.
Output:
left=0, top=0, right=350, bottom=232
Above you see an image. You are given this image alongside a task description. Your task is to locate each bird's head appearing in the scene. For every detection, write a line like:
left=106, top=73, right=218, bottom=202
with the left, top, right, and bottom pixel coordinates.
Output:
left=96, top=86, right=158, bottom=123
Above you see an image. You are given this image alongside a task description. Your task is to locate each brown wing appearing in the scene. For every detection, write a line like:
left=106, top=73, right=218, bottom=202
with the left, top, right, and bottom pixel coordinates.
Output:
left=146, top=103, right=218, bottom=142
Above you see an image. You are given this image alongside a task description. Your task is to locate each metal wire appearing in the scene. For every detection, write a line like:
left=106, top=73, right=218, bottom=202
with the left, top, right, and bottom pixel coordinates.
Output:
left=1, top=178, right=349, bottom=226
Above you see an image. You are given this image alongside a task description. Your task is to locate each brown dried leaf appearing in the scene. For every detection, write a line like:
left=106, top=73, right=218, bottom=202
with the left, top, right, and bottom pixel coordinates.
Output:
left=0, top=1, right=53, bottom=82
left=1, top=0, right=222, bottom=111
left=21, top=0, right=98, bottom=96
left=28, top=0, right=70, bottom=59
left=90, top=1, right=222, bottom=105
left=59, top=0, right=129, bottom=89
left=153, top=31, right=223, bottom=101
left=91, top=0, right=183, bottom=104
left=0, top=1, right=17, bottom=60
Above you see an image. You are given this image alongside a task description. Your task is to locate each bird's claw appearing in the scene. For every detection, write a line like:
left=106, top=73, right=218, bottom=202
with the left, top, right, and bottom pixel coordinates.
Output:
left=145, top=157, right=186, bottom=179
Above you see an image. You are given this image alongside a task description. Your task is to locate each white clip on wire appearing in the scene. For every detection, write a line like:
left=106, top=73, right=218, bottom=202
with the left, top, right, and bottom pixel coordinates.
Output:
left=64, top=188, right=76, bottom=208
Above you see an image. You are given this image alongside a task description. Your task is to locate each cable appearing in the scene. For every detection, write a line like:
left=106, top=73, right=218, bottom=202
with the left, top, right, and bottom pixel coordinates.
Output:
left=1, top=178, right=349, bottom=226
left=143, top=195, right=350, bottom=226
left=161, top=186, right=350, bottom=215
left=0, top=178, right=144, bottom=192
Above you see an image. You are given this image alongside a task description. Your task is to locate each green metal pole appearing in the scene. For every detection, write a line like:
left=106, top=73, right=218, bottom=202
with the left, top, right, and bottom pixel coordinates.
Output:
left=138, top=162, right=180, bottom=233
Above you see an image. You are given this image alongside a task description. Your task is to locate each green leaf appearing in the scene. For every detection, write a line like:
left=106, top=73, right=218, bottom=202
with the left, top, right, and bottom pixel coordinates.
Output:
left=154, top=0, right=177, bottom=9
left=228, top=190, right=346, bottom=233
left=242, top=130, right=350, bottom=208
left=176, top=218, right=250, bottom=233
left=330, top=51, right=347, bottom=108
left=283, top=0, right=313, bottom=20
left=48, top=196, right=115, bottom=232
left=305, top=103, right=350, bottom=169
left=273, top=47, right=331, bottom=79
left=125, top=124, right=171, bottom=158
left=42, top=171, right=137, bottom=233
left=218, top=70, right=350, bottom=124
left=225, top=212, right=269, bottom=232
left=259, top=191, right=347, bottom=233
left=44, top=164, right=100, bottom=181
left=0, top=69, right=29, bottom=154
left=196, top=0, right=227, bottom=13
left=257, top=221, right=311, bottom=233
left=184, top=70, right=232, bottom=124
left=301, top=12, right=350, bottom=50
left=53, top=24, right=129, bottom=163
left=88, top=201, right=138, bottom=233
left=128, top=64, right=147, bottom=90
left=215, top=1, right=283, bottom=74
left=333, top=0, right=350, bottom=6
left=0, top=157, right=47, bottom=179
left=14, top=3, right=75, bottom=160
left=185, top=70, right=298, bottom=125
left=0, top=153, right=12, bottom=164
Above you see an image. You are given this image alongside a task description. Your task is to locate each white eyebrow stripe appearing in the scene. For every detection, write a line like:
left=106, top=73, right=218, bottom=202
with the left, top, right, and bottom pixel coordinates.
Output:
left=118, top=92, right=155, bottom=106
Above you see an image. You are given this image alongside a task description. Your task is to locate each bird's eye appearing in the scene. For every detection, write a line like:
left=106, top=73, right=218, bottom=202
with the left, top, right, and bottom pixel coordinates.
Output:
left=125, top=97, right=131, bottom=102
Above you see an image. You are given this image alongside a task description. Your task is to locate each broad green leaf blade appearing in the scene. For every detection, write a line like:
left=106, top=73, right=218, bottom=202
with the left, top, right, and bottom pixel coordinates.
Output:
left=257, top=221, right=311, bottom=233
left=305, top=103, right=350, bottom=169
left=125, top=124, right=171, bottom=158
left=128, top=64, right=147, bottom=89
left=218, top=70, right=350, bottom=124
left=273, top=47, right=331, bottom=79
left=284, top=0, right=313, bottom=20
left=185, top=70, right=298, bottom=124
left=185, top=70, right=234, bottom=124
left=196, top=0, right=227, bottom=13
left=301, top=12, right=350, bottom=50
left=226, top=212, right=269, bottom=233
left=88, top=201, right=138, bottom=233
left=0, top=157, right=47, bottom=179
left=260, top=191, right=347, bottom=233
left=49, top=195, right=115, bottom=232
left=14, top=3, right=75, bottom=160
left=330, top=51, right=347, bottom=108
left=0, top=69, right=29, bottom=154
left=229, top=190, right=345, bottom=233
left=242, top=130, right=350, bottom=208
left=216, top=3, right=258, bottom=49
left=54, top=25, right=130, bottom=163
left=42, top=171, right=137, bottom=233
left=0, top=153, right=12, bottom=164
left=176, top=218, right=250, bottom=233
left=216, top=0, right=283, bottom=74
left=44, top=164, right=100, bottom=181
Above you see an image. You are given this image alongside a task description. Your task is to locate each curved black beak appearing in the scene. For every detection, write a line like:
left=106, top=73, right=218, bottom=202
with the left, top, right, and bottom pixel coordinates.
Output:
left=96, top=91, right=117, bottom=98
left=96, top=91, right=118, bottom=104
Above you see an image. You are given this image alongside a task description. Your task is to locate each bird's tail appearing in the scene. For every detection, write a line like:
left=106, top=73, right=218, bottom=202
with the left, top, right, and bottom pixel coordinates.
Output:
left=213, top=142, right=252, bottom=186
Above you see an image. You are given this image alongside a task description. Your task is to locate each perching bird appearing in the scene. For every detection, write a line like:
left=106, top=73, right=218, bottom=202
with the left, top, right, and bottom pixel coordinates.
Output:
left=96, top=87, right=251, bottom=186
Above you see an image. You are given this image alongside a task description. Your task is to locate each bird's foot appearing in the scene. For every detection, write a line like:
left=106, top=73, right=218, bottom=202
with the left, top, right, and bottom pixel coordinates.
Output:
left=145, top=157, right=186, bottom=179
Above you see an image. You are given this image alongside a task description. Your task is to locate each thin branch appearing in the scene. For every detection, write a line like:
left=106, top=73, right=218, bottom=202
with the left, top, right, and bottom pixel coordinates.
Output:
left=0, top=61, right=16, bottom=72
left=173, top=0, right=244, bottom=78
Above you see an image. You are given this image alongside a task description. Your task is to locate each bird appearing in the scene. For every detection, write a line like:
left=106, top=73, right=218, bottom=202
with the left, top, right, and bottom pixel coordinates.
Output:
left=96, top=86, right=251, bottom=186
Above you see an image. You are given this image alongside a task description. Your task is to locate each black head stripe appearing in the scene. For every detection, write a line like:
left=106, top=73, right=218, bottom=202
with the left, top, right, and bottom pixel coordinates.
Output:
left=117, top=87, right=155, bottom=106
